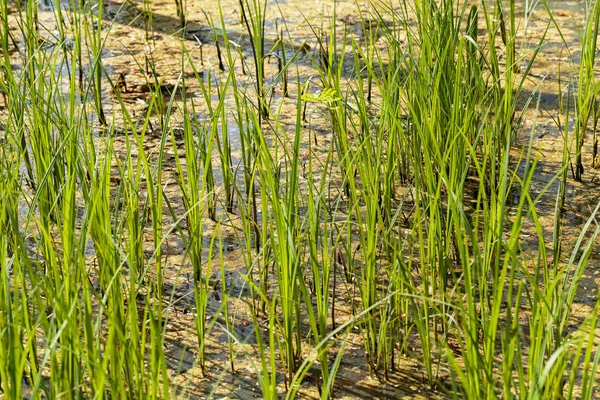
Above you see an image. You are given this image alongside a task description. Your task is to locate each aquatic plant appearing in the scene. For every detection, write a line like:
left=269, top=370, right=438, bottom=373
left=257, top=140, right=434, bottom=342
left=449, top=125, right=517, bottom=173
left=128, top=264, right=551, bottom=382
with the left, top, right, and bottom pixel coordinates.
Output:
left=0, top=0, right=598, bottom=399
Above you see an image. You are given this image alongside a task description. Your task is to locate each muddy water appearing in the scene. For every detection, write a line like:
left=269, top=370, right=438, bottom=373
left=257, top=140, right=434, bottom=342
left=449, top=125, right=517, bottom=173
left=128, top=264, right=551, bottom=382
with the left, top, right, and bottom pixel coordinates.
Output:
left=4, top=0, right=600, bottom=397
left=81, top=1, right=449, bottom=397
left=510, top=0, right=600, bottom=299
left=502, top=2, right=600, bottom=378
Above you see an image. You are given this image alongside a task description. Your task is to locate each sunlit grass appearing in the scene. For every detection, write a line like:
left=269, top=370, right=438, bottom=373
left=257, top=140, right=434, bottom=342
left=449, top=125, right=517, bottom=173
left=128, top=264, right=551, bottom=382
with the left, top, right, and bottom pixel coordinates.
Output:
left=0, top=0, right=598, bottom=398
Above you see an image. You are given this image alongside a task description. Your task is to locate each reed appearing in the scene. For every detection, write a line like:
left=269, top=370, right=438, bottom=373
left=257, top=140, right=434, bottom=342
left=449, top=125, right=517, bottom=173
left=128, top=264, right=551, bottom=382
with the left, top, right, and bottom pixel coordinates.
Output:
left=0, top=0, right=598, bottom=398
left=574, top=0, right=600, bottom=181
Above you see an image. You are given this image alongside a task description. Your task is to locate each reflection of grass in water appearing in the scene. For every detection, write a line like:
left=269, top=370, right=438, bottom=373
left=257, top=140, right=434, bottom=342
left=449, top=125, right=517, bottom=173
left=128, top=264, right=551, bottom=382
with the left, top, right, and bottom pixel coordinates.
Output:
left=0, top=0, right=599, bottom=398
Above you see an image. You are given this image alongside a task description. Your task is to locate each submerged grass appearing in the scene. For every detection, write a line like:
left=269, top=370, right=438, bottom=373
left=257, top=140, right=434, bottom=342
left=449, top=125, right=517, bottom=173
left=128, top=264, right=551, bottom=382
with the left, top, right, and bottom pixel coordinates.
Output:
left=0, top=0, right=599, bottom=398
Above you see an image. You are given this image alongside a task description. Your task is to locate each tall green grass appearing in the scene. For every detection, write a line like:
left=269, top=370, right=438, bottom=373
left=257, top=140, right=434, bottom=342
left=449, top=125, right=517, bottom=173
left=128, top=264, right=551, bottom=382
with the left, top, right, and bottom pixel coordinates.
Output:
left=0, top=0, right=598, bottom=398
left=574, top=0, right=600, bottom=181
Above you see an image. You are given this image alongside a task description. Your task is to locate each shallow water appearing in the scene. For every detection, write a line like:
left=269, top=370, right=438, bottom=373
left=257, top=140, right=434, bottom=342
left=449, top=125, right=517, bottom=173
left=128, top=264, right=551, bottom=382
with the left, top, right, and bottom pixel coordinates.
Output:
left=3, top=0, right=600, bottom=397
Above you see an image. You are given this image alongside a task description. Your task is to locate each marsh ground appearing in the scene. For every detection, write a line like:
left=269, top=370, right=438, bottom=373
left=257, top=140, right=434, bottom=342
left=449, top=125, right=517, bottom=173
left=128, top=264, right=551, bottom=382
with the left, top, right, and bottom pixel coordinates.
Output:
left=2, top=0, right=600, bottom=398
